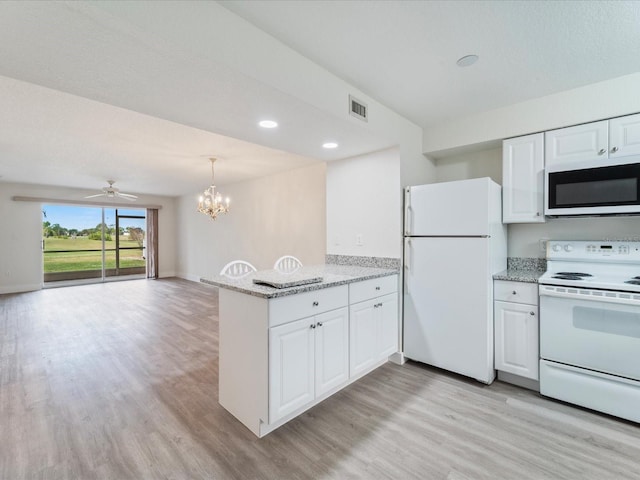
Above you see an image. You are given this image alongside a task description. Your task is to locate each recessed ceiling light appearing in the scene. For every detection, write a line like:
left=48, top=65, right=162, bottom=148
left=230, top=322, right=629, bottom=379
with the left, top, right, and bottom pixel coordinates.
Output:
left=258, top=120, right=278, bottom=129
left=456, top=54, right=479, bottom=67
left=323, top=142, right=338, bottom=149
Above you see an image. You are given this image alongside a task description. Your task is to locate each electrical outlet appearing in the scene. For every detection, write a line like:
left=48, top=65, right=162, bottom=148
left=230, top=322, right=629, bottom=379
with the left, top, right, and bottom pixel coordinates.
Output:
left=539, top=238, right=549, bottom=253
left=356, top=234, right=364, bottom=246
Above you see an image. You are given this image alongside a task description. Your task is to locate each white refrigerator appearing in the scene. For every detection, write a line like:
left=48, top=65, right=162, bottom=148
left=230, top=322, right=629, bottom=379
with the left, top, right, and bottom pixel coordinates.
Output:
left=403, top=177, right=506, bottom=384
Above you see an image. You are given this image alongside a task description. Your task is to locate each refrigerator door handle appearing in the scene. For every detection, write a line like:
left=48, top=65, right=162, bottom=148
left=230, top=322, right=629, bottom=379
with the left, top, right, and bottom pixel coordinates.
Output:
left=404, top=187, right=412, bottom=236
left=405, top=239, right=412, bottom=272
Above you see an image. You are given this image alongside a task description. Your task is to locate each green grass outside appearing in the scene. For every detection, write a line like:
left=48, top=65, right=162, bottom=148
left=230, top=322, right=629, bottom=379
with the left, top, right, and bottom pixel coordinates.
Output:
left=43, top=236, right=145, bottom=273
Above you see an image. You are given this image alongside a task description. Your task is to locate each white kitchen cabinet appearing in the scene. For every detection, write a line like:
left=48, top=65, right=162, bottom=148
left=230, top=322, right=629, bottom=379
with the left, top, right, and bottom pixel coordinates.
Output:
left=502, top=133, right=545, bottom=223
left=349, top=291, right=399, bottom=378
left=269, top=316, right=316, bottom=421
left=218, top=273, right=398, bottom=438
left=350, top=300, right=377, bottom=377
left=378, top=293, right=399, bottom=359
left=494, top=280, right=539, bottom=381
left=545, top=120, right=608, bottom=167
left=269, top=307, right=349, bottom=423
left=609, top=113, right=640, bottom=158
left=545, top=113, right=640, bottom=168
left=314, top=308, right=350, bottom=396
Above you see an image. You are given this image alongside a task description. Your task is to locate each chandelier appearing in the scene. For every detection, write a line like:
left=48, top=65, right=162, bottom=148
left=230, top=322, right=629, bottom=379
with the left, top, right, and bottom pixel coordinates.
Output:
left=197, top=157, right=230, bottom=220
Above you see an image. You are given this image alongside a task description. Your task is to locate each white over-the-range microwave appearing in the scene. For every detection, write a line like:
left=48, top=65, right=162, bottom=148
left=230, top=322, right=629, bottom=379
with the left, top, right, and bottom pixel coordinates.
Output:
left=545, top=155, right=640, bottom=216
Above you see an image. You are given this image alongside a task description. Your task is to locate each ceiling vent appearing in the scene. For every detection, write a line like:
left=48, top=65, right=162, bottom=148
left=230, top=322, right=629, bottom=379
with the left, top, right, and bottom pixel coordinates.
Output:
left=349, top=95, right=368, bottom=122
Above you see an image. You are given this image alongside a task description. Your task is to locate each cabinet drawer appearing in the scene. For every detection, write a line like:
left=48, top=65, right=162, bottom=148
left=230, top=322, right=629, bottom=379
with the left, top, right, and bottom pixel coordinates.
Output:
left=269, top=285, right=348, bottom=327
left=349, top=275, right=398, bottom=304
left=494, top=280, right=538, bottom=305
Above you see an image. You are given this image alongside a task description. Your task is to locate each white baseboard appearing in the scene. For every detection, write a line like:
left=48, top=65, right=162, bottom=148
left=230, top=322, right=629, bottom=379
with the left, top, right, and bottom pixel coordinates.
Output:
left=0, top=283, right=42, bottom=295
left=175, top=272, right=200, bottom=282
left=159, top=271, right=177, bottom=278
left=389, top=351, right=406, bottom=365
left=497, top=370, right=540, bottom=391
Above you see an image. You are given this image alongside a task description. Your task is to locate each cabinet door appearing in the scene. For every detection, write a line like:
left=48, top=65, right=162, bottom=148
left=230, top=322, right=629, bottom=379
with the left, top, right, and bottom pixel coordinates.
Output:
left=502, top=133, right=545, bottom=223
left=349, top=299, right=377, bottom=377
left=376, top=293, right=398, bottom=360
left=494, top=301, right=539, bottom=380
left=314, top=307, right=349, bottom=397
left=609, top=113, right=640, bottom=159
left=269, top=317, right=315, bottom=422
left=545, top=120, right=608, bottom=168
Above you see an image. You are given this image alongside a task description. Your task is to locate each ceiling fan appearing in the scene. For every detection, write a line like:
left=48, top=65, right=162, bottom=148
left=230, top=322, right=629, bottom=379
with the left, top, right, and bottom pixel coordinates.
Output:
left=84, top=180, right=138, bottom=202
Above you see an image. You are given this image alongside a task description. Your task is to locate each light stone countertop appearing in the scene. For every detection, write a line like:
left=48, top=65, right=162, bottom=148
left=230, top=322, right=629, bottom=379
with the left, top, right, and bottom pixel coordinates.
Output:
left=493, top=257, right=546, bottom=284
left=493, top=269, right=546, bottom=284
left=200, top=264, right=399, bottom=299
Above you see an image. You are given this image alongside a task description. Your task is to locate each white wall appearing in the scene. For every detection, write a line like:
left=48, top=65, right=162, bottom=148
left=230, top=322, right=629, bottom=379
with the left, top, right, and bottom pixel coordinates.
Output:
left=0, top=184, right=42, bottom=293
left=326, top=147, right=401, bottom=258
left=424, top=72, right=640, bottom=155
left=0, top=182, right=177, bottom=294
left=176, top=163, right=326, bottom=281
left=508, top=217, right=640, bottom=258
left=435, top=147, right=502, bottom=184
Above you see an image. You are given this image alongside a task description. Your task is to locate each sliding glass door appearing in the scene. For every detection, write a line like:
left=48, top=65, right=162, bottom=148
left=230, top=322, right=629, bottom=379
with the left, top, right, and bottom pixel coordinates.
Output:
left=42, top=205, right=146, bottom=285
left=107, top=209, right=146, bottom=279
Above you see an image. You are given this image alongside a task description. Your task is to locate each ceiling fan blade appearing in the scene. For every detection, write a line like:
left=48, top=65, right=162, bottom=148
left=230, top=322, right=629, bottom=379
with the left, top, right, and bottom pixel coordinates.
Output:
left=84, top=193, right=106, bottom=199
left=117, top=193, right=138, bottom=201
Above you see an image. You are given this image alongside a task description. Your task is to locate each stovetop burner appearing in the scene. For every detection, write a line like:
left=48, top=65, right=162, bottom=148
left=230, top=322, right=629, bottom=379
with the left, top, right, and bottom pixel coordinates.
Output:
left=556, top=272, right=593, bottom=277
left=625, top=280, right=640, bottom=285
left=552, top=275, right=585, bottom=280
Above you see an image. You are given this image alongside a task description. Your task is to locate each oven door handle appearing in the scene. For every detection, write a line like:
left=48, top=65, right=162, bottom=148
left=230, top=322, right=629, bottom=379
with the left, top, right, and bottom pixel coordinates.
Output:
left=539, top=285, right=640, bottom=307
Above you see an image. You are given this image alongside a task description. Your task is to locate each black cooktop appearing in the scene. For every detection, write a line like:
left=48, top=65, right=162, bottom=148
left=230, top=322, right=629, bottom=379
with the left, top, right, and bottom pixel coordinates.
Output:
left=552, top=272, right=593, bottom=281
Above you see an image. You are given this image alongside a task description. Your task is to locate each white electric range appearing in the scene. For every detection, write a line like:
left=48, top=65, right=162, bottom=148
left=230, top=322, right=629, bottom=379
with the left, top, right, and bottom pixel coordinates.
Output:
left=539, top=240, right=640, bottom=423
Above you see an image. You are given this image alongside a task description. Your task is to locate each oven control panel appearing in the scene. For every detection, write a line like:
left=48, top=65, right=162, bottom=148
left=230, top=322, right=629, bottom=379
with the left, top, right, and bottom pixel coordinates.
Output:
left=547, top=241, right=640, bottom=261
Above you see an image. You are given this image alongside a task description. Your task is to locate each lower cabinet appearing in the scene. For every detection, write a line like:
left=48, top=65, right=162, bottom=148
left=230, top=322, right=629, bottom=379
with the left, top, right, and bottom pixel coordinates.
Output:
left=269, top=307, right=349, bottom=422
left=494, top=280, right=539, bottom=381
left=218, top=274, right=399, bottom=438
left=350, top=293, right=398, bottom=377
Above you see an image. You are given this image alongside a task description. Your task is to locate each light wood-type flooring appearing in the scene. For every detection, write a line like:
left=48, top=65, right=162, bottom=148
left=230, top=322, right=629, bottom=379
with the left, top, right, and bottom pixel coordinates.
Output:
left=1, top=278, right=639, bottom=479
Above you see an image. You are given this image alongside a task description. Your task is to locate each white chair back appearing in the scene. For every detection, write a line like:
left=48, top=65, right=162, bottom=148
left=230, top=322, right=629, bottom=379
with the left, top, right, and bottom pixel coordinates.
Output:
left=273, top=255, right=303, bottom=273
left=220, top=260, right=257, bottom=278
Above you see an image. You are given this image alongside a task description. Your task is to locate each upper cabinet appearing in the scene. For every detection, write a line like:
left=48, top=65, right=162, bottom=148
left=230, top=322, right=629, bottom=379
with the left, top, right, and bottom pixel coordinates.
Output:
left=502, top=133, right=545, bottom=223
left=545, top=120, right=608, bottom=167
left=545, top=113, right=640, bottom=168
left=609, top=114, right=640, bottom=159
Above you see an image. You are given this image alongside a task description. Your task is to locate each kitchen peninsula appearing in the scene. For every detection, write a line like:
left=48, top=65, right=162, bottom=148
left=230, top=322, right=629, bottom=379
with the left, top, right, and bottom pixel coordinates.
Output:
left=202, top=264, right=399, bottom=437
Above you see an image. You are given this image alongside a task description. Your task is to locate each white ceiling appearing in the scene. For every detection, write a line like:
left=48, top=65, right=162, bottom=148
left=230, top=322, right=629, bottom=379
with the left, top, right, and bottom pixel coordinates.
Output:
left=1, top=1, right=639, bottom=197
left=222, top=0, right=640, bottom=128
left=0, top=75, right=319, bottom=196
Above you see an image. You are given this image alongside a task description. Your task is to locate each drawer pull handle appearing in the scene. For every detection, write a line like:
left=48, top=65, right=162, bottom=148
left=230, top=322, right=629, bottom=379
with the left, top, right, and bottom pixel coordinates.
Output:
left=316, top=322, right=323, bottom=327
left=512, top=290, right=517, bottom=295
left=312, top=301, right=319, bottom=307
left=598, top=148, right=606, bottom=155
left=375, top=286, right=381, bottom=290
left=310, top=324, right=316, bottom=329
left=611, top=146, right=619, bottom=153
left=530, top=311, right=535, bottom=316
